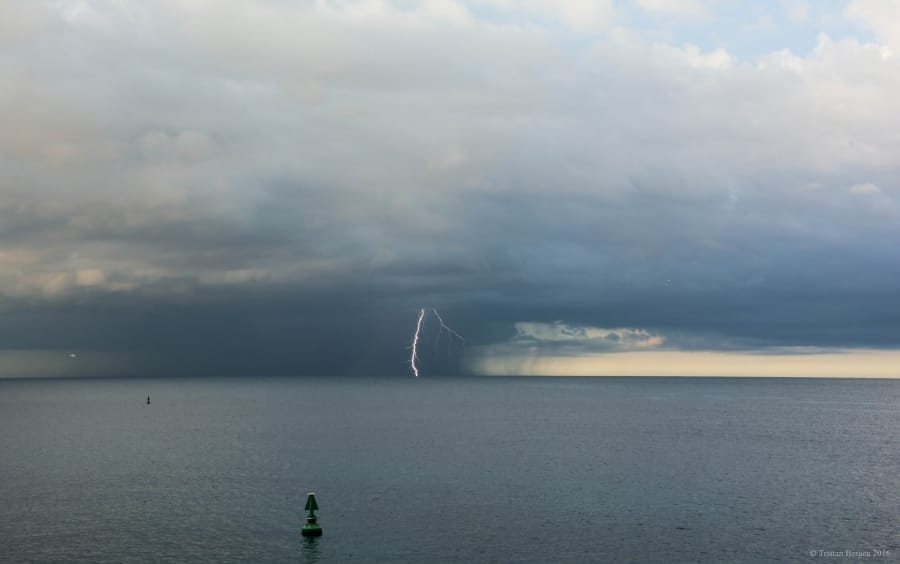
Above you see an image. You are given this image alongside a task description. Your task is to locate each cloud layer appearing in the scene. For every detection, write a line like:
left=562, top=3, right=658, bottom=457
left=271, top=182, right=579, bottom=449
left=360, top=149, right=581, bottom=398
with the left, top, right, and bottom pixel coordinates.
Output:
left=2, top=0, right=900, bottom=376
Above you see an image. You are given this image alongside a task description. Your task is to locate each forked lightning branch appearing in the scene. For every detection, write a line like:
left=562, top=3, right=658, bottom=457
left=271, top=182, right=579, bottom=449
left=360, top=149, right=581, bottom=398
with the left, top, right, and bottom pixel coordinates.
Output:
left=409, top=308, right=465, bottom=377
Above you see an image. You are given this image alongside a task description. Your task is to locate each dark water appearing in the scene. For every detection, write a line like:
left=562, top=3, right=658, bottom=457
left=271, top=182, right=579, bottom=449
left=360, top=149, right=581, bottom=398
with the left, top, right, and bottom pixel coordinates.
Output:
left=2, top=376, right=900, bottom=563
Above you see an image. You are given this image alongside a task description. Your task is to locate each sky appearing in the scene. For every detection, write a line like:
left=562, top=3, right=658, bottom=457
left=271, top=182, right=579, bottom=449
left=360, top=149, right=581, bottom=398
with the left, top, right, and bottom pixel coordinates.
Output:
left=2, top=0, right=900, bottom=378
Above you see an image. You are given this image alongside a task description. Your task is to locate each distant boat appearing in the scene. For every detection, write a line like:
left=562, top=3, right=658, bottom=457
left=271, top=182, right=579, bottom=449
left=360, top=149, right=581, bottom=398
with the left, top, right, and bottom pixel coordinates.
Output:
left=146, top=395, right=151, bottom=405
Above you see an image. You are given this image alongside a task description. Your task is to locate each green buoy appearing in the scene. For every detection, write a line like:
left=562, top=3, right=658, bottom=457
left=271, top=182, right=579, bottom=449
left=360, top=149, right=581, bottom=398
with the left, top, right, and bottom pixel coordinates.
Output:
left=301, top=493, right=323, bottom=537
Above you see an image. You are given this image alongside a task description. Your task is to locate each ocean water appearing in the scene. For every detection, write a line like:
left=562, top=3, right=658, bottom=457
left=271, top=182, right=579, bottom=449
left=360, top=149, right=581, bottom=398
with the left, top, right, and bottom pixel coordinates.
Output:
left=2, top=376, right=900, bottom=563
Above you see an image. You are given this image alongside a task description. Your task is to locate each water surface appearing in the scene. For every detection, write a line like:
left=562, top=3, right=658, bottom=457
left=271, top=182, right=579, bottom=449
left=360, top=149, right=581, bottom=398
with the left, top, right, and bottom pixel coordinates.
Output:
left=2, top=376, right=899, bottom=562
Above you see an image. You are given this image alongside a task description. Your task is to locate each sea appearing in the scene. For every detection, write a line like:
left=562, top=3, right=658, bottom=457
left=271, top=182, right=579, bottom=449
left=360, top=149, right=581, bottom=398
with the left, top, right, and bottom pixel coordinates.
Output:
left=1, top=376, right=899, bottom=563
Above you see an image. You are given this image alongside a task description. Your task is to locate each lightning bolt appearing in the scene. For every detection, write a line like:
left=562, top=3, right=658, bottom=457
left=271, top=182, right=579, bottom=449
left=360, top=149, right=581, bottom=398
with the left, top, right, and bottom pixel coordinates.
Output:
left=433, top=308, right=465, bottom=348
left=410, top=308, right=425, bottom=377
left=409, top=307, right=465, bottom=377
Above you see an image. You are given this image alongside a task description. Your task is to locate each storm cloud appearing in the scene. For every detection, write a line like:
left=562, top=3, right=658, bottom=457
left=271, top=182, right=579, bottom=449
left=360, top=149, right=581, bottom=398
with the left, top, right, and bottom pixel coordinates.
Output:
left=2, top=0, right=900, bottom=377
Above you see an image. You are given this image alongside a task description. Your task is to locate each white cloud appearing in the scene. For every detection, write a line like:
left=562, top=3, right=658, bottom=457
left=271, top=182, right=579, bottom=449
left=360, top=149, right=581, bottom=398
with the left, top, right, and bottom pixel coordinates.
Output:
left=635, top=0, right=709, bottom=20
left=846, top=0, right=900, bottom=49
left=0, top=1, right=49, bottom=47
left=480, top=0, right=617, bottom=31
left=513, top=322, right=666, bottom=350
left=138, top=130, right=216, bottom=163
left=652, top=42, right=734, bottom=69
left=547, top=0, right=617, bottom=31
left=850, top=182, right=881, bottom=195
left=744, top=14, right=778, bottom=34
left=780, top=0, right=810, bottom=23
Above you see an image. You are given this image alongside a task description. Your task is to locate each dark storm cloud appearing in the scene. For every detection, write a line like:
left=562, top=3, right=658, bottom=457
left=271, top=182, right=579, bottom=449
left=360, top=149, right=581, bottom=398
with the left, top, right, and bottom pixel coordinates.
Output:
left=3, top=1, right=900, bottom=377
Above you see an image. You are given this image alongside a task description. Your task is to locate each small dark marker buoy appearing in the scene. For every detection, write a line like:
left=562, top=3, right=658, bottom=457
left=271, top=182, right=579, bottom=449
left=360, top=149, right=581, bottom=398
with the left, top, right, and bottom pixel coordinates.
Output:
left=146, top=395, right=150, bottom=405
left=301, top=493, right=323, bottom=537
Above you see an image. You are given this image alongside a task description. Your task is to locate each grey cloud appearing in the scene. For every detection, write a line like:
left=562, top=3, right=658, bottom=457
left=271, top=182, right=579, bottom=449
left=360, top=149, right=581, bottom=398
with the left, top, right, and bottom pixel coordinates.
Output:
left=2, top=1, right=900, bottom=377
